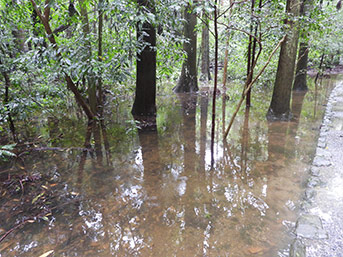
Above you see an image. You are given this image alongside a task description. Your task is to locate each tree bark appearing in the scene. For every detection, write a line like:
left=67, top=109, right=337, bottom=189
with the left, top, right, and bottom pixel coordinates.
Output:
left=174, top=3, right=198, bottom=93
left=200, top=11, right=211, bottom=81
left=1, top=70, right=17, bottom=141
left=267, top=0, right=300, bottom=121
left=131, top=0, right=157, bottom=117
left=211, top=0, right=219, bottom=166
left=293, top=0, right=313, bottom=91
left=293, top=42, right=309, bottom=91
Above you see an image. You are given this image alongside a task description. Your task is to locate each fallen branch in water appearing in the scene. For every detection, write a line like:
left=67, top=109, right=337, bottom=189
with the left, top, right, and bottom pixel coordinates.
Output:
left=0, top=219, right=31, bottom=244
left=223, top=35, right=286, bottom=139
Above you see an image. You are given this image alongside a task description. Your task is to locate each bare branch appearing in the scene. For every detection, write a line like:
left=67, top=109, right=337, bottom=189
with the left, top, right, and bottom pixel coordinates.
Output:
left=218, top=0, right=249, bottom=19
left=218, top=20, right=262, bottom=44
left=224, top=35, right=286, bottom=139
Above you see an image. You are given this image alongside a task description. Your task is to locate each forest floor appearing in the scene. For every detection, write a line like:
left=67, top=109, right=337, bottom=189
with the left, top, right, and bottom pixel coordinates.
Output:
left=290, top=80, right=343, bottom=257
left=308, top=65, right=343, bottom=77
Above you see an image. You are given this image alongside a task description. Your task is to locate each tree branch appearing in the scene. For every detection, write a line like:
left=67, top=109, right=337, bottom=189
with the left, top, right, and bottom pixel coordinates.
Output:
left=224, top=35, right=286, bottom=139
left=29, top=0, right=95, bottom=120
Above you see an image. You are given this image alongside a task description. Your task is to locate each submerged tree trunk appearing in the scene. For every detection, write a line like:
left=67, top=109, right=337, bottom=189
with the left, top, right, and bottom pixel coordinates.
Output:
left=267, top=0, right=300, bottom=120
left=174, top=3, right=198, bottom=93
left=200, top=11, right=211, bottom=81
left=211, top=0, right=218, bottom=166
left=131, top=0, right=157, bottom=118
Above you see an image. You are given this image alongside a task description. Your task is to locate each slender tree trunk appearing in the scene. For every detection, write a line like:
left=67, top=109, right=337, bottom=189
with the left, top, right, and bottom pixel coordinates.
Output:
left=222, top=43, right=229, bottom=92
left=315, top=53, right=325, bottom=84
left=246, top=0, right=262, bottom=108
left=246, top=0, right=255, bottom=108
left=97, top=0, right=104, bottom=116
left=131, top=0, right=157, bottom=118
left=211, top=0, right=218, bottom=167
left=174, top=2, right=198, bottom=93
left=2, top=71, right=17, bottom=141
left=222, top=0, right=234, bottom=93
left=267, top=0, right=300, bottom=120
left=199, top=95, right=208, bottom=170
left=200, top=11, right=211, bottom=81
left=78, top=0, right=98, bottom=115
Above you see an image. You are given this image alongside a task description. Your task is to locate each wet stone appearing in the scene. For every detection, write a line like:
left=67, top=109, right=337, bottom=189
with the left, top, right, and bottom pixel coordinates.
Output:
left=320, top=125, right=329, bottom=132
left=318, top=136, right=326, bottom=144
left=313, top=156, right=331, bottom=167
left=315, top=148, right=331, bottom=159
left=289, top=239, right=306, bottom=257
left=305, top=189, right=316, bottom=201
left=317, top=141, right=326, bottom=148
left=295, top=215, right=328, bottom=239
left=310, top=167, right=321, bottom=177
left=300, top=201, right=312, bottom=212
left=319, top=131, right=328, bottom=138
left=307, top=177, right=322, bottom=188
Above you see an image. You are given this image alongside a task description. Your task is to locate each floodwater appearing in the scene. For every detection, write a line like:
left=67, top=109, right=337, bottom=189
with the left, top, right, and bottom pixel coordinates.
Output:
left=0, top=77, right=337, bottom=256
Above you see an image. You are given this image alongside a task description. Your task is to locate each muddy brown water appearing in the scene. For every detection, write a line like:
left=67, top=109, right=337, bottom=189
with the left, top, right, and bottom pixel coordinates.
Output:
left=0, top=77, right=338, bottom=256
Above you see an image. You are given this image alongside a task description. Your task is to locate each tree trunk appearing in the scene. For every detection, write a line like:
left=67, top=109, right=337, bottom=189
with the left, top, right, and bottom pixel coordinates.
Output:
left=293, top=42, right=309, bottom=91
left=97, top=0, right=104, bottom=117
left=200, top=12, right=211, bottom=81
left=131, top=0, right=157, bottom=117
left=211, top=0, right=218, bottom=166
left=174, top=3, right=198, bottom=93
left=222, top=0, right=234, bottom=93
left=199, top=95, right=208, bottom=170
left=246, top=0, right=261, bottom=108
left=293, top=0, right=313, bottom=91
left=1, top=70, right=17, bottom=141
left=267, top=0, right=300, bottom=120
left=78, top=0, right=98, bottom=115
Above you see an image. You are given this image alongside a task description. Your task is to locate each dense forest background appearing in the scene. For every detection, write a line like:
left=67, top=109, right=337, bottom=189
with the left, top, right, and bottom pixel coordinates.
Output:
left=2, top=1, right=343, bottom=255
left=1, top=0, right=343, bottom=148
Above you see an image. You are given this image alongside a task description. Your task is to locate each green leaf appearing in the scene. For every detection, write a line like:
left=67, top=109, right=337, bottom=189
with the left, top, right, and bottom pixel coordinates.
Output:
left=41, top=216, right=49, bottom=222
left=32, top=192, right=45, bottom=204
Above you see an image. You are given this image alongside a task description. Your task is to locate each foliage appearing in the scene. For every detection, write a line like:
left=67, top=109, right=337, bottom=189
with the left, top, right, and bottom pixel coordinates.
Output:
left=0, top=0, right=342, bottom=136
left=0, top=144, right=16, bottom=160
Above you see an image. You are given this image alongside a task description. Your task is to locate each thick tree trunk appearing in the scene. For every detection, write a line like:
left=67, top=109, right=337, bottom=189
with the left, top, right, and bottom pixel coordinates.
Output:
left=267, top=0, right=300, bottom=121
left=293, top=42, right=309, bottom=91
left=293, top=0, right=313, bottom=91
left=174, top=3, right=198, bottom=93
left=131, top=0, right=157, bottom=117
left=200, top=12, right=211, bottom=81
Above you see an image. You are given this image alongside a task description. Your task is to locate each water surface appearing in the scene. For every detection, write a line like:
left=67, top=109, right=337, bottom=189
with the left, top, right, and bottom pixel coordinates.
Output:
left=0, top=77, right=337, bottom=256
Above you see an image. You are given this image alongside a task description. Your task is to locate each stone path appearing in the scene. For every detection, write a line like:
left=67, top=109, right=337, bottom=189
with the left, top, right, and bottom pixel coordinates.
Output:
left=290, top=81, right=343, bottom=257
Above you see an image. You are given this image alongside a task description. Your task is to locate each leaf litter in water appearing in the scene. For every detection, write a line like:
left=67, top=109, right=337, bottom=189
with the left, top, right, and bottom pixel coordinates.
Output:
left=38, top=250, right=54, bottom=257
